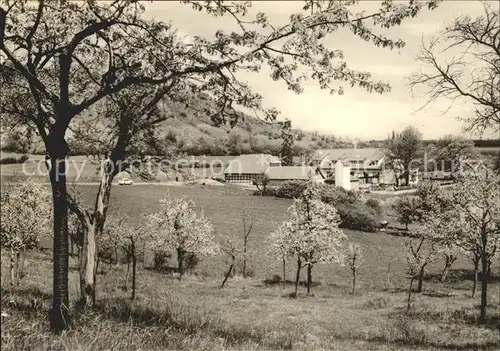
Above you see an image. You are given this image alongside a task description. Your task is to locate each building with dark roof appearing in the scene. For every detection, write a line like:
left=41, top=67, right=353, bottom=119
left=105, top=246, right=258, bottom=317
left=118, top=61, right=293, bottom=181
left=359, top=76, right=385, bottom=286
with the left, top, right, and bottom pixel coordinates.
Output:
left=223, top=154, right=281, bottom=184
left=264, top=166, right=324, bottom=186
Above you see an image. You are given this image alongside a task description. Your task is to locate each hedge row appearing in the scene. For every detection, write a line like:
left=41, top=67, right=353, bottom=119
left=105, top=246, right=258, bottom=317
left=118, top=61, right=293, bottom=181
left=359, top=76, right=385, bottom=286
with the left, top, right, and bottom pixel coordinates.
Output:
left=0, top=155, right=29, bottom=165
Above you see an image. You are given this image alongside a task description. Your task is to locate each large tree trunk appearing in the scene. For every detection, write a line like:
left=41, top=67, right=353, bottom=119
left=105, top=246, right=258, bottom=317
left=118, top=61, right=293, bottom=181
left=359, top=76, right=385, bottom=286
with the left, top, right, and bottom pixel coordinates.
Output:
left=49, top=154, right=70, bottom=331
left=80, top=161, right=114, bottom=308
left=79, top=221, right=96, bottom=308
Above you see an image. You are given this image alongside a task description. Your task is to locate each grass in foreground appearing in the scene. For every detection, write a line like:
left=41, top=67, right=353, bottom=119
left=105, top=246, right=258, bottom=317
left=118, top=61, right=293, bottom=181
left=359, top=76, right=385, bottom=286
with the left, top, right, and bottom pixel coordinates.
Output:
left=1, top=250, right=499, bottom=351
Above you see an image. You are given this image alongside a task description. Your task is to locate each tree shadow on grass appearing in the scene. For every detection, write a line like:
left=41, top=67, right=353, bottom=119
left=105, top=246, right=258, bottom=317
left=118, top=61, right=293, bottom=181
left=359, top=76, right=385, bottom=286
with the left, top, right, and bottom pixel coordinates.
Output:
left=388, top=306, right=500, bottom=331
left=421, top=290, right=454, bottom=298
left=262, top=276, right=322, bottom=288
left=424, top=269, right=500, bottom=284
left=332, top=332, right=500, bottom=351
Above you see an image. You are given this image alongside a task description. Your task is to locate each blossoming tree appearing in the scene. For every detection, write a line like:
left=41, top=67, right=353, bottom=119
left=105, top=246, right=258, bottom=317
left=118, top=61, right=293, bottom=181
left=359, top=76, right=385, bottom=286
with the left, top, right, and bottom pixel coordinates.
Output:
left=268, top=182, right=346, bottom=296
left=450, top=169, right=499, bottom=325
left=0, top=179, right=52, bottom=288
left=147, top=194, right=219, bottom=280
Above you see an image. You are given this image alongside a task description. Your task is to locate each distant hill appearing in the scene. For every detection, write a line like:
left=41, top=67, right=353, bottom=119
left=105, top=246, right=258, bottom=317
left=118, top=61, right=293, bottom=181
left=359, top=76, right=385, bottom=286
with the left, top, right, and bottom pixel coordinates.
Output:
left=0, top=93, right=367, bottom=156
left=148, top=93, right=371, bottom=156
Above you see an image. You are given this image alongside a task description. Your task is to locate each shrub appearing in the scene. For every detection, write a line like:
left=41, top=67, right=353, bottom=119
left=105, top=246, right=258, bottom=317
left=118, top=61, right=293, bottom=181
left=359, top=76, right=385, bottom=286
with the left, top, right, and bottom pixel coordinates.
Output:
left=184, top=252, right=199, bottom=272
left=318, top=185, right=359, bottom=205
left=153, top=250, right=172, bottom=272
left=336, top=202, right=379, bottom=232
left=275, top=181, right=307, bottom=198
left=0, top=155, right=29, bottom=164
left=365, top=198, right=383, bottom=217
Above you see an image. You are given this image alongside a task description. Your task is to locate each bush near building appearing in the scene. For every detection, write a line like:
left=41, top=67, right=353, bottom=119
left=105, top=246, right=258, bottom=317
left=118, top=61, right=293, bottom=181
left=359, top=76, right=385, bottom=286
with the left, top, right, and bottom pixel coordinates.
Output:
left=255, top=181, right=380, bottom=232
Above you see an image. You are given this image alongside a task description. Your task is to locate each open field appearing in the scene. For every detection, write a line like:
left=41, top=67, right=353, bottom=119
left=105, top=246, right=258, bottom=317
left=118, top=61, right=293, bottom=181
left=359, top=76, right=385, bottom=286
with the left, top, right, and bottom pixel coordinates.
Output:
left=1, top=183, right=499, bottom=350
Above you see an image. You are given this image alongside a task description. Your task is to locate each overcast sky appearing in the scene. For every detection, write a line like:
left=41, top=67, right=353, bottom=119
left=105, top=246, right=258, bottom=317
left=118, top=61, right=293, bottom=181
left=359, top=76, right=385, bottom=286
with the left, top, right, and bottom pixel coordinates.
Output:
left=143, top=1, right=498, bottom=140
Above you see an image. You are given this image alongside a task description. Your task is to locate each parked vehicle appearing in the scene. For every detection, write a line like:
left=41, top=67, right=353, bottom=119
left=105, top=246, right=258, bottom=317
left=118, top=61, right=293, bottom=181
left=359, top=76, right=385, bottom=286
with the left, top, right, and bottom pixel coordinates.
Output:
left=118, top=178, right=133, bottom=185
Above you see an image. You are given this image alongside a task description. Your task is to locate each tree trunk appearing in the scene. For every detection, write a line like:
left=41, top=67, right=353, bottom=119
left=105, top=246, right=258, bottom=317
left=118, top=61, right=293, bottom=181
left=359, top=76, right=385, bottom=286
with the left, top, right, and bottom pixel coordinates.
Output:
left=10, top=248, right=16, bottom=289
left=177, top=247, right=185, bottom=280
left=19, top=247, right=26, bottom=281
left=131, top=240, right=137, bottom=300
left=440, top=255, right=455, bottom=283
left=294, top=256, right=302, bottom=298
left=15, top=251, right=21, bottom=286
left=80, top=223, right=97, bottom=308
left=407, top=277, right=414, bottom=312
left=69, top=235, right=74, bottom=257
left=114, top=247, right=119, bottom=265
left=306, top=263, right=312, bottom=294
left=125, top=258, right=130, bottom=292
left=242, top=238, right=247, bottom=278
left=282, top=257, right=286, bottom=289
left=80, top=162, right=114, bottom=308
left=479, top=240, right=488, bottom=325
left=352, top=267, right=356, bottom=295
left=441, top=264, right=450, bottom=283
left=404, top=170, right=410, bottom=186
left=78, top=245, right=85, bottom=300
left=416, top=266, right=425, bottom=293
left=49, top=154, right=70, bottom=331
left=221, top=258, right=234, bottom=289
left=472, top=256, right=479, bottom=298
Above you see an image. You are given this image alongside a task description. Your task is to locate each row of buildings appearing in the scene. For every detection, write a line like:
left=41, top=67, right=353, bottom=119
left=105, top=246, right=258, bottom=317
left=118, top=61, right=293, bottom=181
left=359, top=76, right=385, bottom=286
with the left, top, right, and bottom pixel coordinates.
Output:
left=217, top=148, right=420, bottom=190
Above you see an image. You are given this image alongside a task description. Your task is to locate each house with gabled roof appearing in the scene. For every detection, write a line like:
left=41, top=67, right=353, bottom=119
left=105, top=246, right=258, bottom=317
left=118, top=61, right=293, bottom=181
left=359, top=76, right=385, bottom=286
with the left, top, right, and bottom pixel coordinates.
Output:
left=312, top=148, right=388, bottom=185
left=223, top=154, right=281, bottom=184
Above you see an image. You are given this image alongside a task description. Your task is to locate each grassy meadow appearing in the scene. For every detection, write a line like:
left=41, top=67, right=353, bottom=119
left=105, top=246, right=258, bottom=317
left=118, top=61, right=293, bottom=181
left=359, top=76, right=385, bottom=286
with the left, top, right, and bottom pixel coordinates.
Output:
left=1, top=182, right=499, bottom=350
